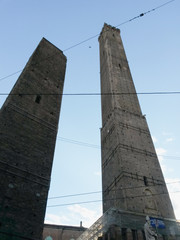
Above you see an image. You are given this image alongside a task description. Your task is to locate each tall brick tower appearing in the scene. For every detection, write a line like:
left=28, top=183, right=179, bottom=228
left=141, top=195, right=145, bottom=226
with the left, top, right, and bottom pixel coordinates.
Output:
left=98, top=23, right=175, bottom=219
left=0, top=38, right=66, bottom=239
left=76, top=24, right=179, bottom=240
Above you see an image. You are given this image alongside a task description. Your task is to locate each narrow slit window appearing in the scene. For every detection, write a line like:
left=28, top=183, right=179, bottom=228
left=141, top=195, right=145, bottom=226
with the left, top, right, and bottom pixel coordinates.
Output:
left=143, top=176, right=148, bottom=186
left=122, top=228, right=127, bottom=240
left=35, top=95, right=41, bottom=104
left=132, top=230, right=138, bottom=240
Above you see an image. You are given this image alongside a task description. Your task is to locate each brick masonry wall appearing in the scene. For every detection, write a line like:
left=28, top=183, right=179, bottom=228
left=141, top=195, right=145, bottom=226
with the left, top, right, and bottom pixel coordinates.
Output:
left=99, top=23, right=175, bottom=219
left=0, top=38, right=66, bottom=240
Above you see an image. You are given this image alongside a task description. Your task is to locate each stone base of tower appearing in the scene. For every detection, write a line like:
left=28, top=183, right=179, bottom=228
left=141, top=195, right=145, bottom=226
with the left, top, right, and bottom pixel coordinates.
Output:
left=77, top=208, right=180, bottom=240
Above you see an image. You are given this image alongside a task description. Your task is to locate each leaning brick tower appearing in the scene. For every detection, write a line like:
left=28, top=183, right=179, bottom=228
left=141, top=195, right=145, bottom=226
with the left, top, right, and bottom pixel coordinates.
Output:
left=99, top=23, right=175, bottom=219
left=76, top=24, right=179, bottom=240
left=0, top=38, right=66, bottom=239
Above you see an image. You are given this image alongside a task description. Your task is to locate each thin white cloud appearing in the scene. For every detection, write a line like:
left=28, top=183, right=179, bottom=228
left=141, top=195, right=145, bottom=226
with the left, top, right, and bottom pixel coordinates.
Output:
left=156, top=147, right=167, bottom=156
left=45, top=205, right=102, bottom=228
left=166, top=138, right=173, bottom=142
left=45, top=213, right=70, bottom=225
left=162, top=131, right=172, bottom=136
left=68, top=204, right=102, bottom=227
left=155, top=147, right=174, bottom=173
left=156, top=147, right=167, bottom=162
left=94, top=171, right=101, bottom=176
left=155, top=147, right=171, bottom=173
left=166, top=178, right=180, bottom=220
left=152, top=136, right=158, bottom=143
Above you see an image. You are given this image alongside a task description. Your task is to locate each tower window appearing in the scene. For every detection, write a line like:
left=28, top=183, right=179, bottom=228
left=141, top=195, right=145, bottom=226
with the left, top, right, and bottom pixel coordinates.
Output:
left=143, top=176, right=148, bottom=186
left=122, top=228, right=127, bottom=240
left=35, top=95, right=41, bottom=104
left=132, top=230, right=138, bottom=240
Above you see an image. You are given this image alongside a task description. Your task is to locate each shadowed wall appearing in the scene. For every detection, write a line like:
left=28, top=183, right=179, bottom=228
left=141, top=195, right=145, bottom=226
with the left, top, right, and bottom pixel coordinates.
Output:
left=0, top=38, right=66, bottom=240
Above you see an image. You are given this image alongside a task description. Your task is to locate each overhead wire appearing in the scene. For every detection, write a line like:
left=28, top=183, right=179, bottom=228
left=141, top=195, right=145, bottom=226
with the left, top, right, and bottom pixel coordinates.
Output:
left=57, top=137, right=180, bottom=161
left=47, top=189, right=180, bottom=208
left=0, top=179, right=176, bottom=209
left=1, top=181, right=178, bottom=239
left=0, top=91, right=180, bottom=96
left=0, top=70, right=22, bottom=82
left=0, top=2, right=178, bottom=236
left=0, top=0, right=176, bottom=83
left=115, top=0, right=176, bottom=28
left=0, top=0, right=178, bottom=212
left=48, top=180, right=180, bottom=200
left=0, top=179, right=178, bottom=212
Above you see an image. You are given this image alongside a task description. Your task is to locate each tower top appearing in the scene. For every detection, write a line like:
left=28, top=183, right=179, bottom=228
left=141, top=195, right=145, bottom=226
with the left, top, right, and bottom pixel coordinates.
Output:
left=40, top=37, right=66, bottom=57
left=98, top=23, right=120, bottom=41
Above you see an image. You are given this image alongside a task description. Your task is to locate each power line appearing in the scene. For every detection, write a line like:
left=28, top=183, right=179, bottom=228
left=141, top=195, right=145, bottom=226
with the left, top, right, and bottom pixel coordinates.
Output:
left=56, top=0, right=176, bottom=52
left=48, top=191, right=102, bottom=200
left=0, top=179, right=178, bottom=210
left=47, top=199, right=102, bottom=207
left=58, top=137, right=180, bottom=161
left=58, top=137, right=100, bottom=149
left=0, top=178, right=174, bottom=208
left=48, top=181, right=180, bottom=200
left=0, top=0, right=176, bottom=83
left=0, top=70, right=22, bottom=82
left=47, top=190, right=180, bottom=208
left=151, top=0, right=176, bottom=10
left=116, top=0, right=176, bottom=27
left=0, top=91, right=180, bottom=96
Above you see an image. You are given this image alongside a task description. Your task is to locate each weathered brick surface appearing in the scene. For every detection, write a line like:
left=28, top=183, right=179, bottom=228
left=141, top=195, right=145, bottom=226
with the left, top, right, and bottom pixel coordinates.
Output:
left=0, top=38, right=66, bottom=239
left=98, top=23, right=175, bottom=219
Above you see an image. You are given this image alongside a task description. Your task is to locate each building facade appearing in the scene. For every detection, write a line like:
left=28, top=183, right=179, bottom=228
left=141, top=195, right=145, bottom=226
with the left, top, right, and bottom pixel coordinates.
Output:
left=43, top=224, right=86, bottom=240
left=77, top=23, right=180, bottom=240
left=99, top=23, right=175, bottom=219
left=0, top=38, right=66, bottom=240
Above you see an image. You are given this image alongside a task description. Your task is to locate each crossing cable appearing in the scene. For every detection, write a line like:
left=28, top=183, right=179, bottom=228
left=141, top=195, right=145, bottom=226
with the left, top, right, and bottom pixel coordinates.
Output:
left=0, top=0, right=176, bottom=83
left=0, top=172, right=178, bottom=207
left=0, top=188, right=178, bottom=240
left=47, top=190, right=180, bottom=208
left=48, top=180, right=180, bottom=200
left=57, top=137, right=180, bottom=161
left=0, top=91, right=180, bottom=96
left=2, top=180, right=177, bottom=209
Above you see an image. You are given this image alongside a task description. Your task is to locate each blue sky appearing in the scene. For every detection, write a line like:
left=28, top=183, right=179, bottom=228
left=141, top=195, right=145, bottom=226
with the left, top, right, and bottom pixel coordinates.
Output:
left=0, top=0, right=180, bottom=227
